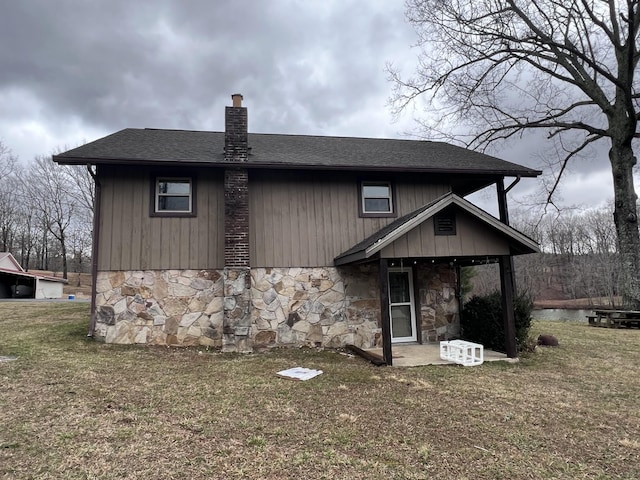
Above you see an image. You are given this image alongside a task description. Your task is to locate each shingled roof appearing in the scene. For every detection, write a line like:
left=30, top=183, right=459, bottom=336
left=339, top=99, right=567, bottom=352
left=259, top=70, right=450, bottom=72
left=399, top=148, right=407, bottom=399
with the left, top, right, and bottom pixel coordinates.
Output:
left=54, top=128, right=541, bottom=177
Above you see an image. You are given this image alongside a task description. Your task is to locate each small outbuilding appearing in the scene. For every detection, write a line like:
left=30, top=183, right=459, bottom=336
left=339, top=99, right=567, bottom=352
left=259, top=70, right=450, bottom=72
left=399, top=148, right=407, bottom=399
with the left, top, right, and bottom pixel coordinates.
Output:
left=0, top=253, right=67, bottom=299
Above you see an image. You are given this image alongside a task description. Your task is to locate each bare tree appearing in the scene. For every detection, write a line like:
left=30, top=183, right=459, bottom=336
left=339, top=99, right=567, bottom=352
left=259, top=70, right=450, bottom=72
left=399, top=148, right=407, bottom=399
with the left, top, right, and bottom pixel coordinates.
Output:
left=0, top=175, right=20, bottom=251
left=0, top=141, right=17, bottom=180
left=29, top=156, right=75, bottom=279
left=57, top=162, right=94, bottom=219
left=390, top=0, right=640, bottom=307
left=0, top=142, right=19, bottom=252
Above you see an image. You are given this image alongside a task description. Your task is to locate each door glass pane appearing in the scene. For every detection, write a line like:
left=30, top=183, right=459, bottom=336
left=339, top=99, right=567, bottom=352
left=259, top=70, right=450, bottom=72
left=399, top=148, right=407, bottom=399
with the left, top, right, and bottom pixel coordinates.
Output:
left=389, top=272, right=410, bottom=303
left=391, top=305, right=412, bottom=338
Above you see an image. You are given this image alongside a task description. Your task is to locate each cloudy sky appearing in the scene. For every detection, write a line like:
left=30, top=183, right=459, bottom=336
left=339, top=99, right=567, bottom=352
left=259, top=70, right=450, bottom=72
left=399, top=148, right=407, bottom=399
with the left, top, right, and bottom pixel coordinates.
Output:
left=0, top=0, right=620, bottom=215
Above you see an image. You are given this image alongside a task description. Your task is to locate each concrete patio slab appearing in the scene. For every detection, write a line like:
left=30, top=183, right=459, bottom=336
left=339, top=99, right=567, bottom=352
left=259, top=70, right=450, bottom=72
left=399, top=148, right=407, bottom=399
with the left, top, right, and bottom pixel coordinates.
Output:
left=364, top=344, right=518, bottom=367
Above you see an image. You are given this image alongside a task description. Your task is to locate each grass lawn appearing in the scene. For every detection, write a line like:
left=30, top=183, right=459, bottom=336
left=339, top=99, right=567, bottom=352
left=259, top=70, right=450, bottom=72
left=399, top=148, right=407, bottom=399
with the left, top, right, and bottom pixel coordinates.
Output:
left=1, top=302, right=639, bottom=479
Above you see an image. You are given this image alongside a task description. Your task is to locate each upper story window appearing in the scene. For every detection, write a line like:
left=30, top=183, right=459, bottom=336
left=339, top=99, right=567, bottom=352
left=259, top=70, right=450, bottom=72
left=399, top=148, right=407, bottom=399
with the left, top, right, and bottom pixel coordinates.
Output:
left=151, top=176, right=196, bottom=217
left=358, top=181, right=396, bottom=217
left=360, top=181, right=394, bottom=217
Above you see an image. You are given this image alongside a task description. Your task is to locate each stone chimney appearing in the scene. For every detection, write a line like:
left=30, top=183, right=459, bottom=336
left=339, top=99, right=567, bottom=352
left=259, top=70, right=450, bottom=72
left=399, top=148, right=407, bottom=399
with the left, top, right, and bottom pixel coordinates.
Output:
left=224, top=93, right=248, bottom=162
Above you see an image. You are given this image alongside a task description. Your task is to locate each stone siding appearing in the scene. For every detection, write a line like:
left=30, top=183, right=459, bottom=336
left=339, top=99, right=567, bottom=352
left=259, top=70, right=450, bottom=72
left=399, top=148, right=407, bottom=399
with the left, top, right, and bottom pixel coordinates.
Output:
left=94, top=270, right=224, bottom=346
left=222, top=267, right=252, bottom=353
left=250, top=265, right=381, bottom=349
left=416, top=264, right=460, bottom=342
left=92, top=263, right=459, bottom=348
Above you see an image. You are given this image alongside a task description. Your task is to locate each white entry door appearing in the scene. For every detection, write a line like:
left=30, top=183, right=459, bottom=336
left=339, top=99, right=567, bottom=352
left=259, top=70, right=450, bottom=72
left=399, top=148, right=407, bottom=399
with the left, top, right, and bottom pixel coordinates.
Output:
left=388, top=267, right=417, bottom=343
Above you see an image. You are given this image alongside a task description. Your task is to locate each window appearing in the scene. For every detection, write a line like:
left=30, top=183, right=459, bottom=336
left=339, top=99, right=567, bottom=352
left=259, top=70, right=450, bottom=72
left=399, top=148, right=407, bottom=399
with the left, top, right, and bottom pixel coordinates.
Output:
left=360, top=181, right=394, bottom=216
left=151, top=176, right=196, bottom=217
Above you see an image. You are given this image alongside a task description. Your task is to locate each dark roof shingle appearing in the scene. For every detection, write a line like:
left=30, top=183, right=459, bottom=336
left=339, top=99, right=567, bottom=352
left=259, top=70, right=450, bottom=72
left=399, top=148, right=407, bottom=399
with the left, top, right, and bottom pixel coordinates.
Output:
left=54, top=128, right=541, bottom=176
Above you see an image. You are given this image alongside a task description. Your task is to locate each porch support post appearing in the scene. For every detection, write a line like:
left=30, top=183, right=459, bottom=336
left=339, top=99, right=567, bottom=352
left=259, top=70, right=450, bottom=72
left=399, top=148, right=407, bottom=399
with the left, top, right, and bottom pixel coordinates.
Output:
left=87, top=165, right=101, bottom=338
left=497, top=178, right=510, bottom=224
left=378, top=258, right=392, bottom=366
left=412, top=263, right=422, bottom=344
left=497, top=179, right=517, bottom=358
left=499, top=256, right=517, bottom=358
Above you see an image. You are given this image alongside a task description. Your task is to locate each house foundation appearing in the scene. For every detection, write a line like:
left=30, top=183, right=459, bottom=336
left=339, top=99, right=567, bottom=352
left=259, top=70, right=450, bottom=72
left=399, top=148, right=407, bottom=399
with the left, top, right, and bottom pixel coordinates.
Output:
left=222, top=267, right=252, bottom=353
left=92, top=264, right=459, bottom=348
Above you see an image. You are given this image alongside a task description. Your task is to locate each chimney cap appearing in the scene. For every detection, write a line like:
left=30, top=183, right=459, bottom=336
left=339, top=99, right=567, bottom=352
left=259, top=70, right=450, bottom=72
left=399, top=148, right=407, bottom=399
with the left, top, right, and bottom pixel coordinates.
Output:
left=231, top=93, right=243, bottom=107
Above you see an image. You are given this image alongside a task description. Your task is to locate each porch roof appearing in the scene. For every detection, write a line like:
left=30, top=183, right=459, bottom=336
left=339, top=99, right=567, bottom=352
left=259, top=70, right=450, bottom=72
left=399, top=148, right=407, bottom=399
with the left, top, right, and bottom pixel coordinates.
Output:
left=334, top=193, right=539, bottom=266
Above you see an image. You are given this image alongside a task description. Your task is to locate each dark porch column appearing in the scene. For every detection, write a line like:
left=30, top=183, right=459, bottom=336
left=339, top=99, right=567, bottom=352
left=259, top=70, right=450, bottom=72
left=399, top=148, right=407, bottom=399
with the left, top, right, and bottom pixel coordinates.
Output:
left=87, top=165, right=101, bottom=337
left=499, top=256, right=517, bottom=357
left=497, top=179, right=518, bottom=358
left=378, top=258, right=392, bottom=366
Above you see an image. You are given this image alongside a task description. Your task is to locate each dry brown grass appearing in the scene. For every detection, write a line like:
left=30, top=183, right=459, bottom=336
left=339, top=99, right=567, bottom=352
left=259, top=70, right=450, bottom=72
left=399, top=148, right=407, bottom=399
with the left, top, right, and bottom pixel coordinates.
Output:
left=1, top=303, right=639, bottom=479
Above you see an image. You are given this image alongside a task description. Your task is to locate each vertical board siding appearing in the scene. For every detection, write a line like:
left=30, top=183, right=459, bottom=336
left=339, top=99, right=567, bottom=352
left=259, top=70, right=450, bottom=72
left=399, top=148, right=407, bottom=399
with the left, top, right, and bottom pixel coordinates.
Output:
left=98, top=167, right=224, bottom=270
left=381, top=209, right=511, bottom=258
left=99, top=167, right=505, bottom=270
left=100, top=173, right=113, bottom=268
left=130, top=179, right=144, bottom=268
left=457, top=211, right=510, bottom=255
left=249, top=171, right=448, bottom=267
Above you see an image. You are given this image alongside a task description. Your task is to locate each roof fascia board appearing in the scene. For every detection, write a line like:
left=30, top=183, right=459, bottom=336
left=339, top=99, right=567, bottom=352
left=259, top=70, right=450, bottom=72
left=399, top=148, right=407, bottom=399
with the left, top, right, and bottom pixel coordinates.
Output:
left=334, top=250, right=369, bottom=266
left=52, top=155, right=541, bottom=177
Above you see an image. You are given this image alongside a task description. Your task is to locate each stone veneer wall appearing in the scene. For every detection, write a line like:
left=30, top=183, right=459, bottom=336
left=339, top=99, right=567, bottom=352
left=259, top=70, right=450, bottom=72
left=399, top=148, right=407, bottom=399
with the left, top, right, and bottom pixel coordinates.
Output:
left=92, top=263, right=459, bottom=348
left=416, top=264, right=460, bottom=342
left=250, top=265, right=381, bottom=349
left=94, top=270, right=224, bottom=345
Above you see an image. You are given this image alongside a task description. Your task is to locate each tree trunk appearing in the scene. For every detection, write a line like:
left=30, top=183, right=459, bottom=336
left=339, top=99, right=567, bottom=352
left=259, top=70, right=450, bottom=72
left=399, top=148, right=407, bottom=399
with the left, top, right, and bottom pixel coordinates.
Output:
left=59, top=228, right=68, bottom=280
left=61, top=246, right=68, bottom=279
left=610, top=140, right=640, bottom=309
left=24, top=241, right=30, bottom=272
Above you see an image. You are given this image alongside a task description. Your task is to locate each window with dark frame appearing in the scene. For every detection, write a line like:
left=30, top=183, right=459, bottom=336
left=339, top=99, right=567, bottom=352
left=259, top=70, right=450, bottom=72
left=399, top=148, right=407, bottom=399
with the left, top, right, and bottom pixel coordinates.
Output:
left=361, top=181, right=393, bottom=215
left=155, top=177, right=192, bottom=214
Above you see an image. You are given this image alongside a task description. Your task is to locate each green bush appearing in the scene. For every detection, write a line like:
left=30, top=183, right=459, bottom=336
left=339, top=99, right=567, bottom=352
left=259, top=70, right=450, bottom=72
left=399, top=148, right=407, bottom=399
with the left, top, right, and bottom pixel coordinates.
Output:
left=460, top=290, right=533, bottom=353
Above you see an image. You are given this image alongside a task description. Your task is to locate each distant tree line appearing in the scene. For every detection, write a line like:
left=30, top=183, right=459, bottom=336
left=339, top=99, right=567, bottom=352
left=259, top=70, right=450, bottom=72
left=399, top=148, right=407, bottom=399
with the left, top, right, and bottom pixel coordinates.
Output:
left=0, top=141, right=94, bottom=279
left=471, top=206, right=623, bottom=306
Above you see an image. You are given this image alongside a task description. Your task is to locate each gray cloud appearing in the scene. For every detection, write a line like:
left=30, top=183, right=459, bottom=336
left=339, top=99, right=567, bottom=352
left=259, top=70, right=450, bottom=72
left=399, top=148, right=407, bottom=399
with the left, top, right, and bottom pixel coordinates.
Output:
left=1, top=1, right=411, bottom=134
left=0, top=0, right=619, bottom=212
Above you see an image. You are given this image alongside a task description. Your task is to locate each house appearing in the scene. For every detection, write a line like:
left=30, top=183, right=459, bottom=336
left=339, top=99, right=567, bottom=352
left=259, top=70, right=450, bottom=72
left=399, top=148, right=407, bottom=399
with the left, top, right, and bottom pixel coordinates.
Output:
left=0, top=252, right=67, bottom=299
left=53, top=94, right=540, bottom=364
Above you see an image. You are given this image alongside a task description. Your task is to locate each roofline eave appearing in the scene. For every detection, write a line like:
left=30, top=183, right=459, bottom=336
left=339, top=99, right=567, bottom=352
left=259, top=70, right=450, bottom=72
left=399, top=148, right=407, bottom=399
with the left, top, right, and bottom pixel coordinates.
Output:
left=52, top=155, right=541, bottom=177
left=334, top=251, right=369, bottom=266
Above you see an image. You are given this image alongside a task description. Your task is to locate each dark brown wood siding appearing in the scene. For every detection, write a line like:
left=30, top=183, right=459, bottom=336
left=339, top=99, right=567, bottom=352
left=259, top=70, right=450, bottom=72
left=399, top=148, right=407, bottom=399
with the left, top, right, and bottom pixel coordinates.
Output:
left=249, top=170, right=450, bottom=267
left=380, top=209, right=510, bottom=258
left=97, top=166, right=224, bottom=270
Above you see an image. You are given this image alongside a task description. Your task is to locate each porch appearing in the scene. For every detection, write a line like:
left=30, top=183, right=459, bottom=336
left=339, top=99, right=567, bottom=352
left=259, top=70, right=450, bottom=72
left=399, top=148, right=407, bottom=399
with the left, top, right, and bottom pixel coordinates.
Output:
left=364, top=343, right=515, bottom=367
left=334, top=192, right=540, bottom=365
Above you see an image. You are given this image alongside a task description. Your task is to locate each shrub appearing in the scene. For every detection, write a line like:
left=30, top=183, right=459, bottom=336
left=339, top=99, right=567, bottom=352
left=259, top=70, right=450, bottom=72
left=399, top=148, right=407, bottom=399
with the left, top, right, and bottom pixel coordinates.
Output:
left=461, top=290, right=533, bottom=353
